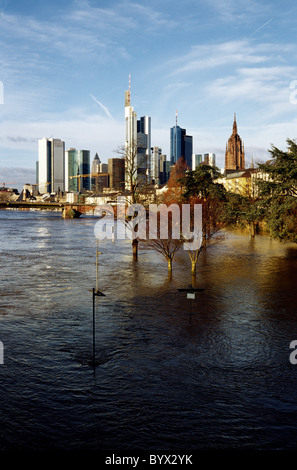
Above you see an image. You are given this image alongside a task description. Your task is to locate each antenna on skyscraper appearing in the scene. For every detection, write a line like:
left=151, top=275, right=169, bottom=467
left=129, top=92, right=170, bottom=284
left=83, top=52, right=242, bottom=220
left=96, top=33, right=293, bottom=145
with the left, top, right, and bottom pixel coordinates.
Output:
left=176, top=110, right=178, bottom=127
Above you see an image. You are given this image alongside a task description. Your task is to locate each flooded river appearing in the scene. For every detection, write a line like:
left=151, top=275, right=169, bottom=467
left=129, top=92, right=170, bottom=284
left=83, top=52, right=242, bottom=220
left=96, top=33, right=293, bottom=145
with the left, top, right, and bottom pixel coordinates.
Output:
left=1, top=209, right=297, bottom=450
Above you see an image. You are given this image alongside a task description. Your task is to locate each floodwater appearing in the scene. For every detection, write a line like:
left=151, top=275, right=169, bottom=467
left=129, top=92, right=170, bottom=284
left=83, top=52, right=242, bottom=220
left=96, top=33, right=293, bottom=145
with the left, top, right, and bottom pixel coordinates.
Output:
left=1, top=209, right=297, bottom=451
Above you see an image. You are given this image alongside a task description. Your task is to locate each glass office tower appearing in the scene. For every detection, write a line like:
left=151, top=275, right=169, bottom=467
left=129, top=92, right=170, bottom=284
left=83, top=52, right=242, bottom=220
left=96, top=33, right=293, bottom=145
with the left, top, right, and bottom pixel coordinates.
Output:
left=170, top=125, right=192, bottom=169
left=65, top=148, right=90, bottom=192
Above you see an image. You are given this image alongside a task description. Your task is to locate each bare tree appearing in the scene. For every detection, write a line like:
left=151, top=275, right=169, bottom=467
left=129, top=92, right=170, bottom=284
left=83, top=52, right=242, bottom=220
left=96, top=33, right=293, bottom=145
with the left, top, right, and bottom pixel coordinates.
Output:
left=145, top=238, right=183, bottom=274
left=141, top=204, right=183, bottom=273
left=116, top=137, right=150, bottom=205
left=115, top=137, right=152, bottom=261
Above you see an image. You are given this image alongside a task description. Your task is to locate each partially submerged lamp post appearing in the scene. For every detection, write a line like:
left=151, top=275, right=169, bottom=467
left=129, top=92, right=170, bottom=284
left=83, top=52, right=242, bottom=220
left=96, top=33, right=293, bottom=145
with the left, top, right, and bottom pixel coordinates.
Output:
left=187, top=291, right=195, bottom=320
left=177, top=284, right=203, bottom=321
left=92, top=239, right=105, bottom=367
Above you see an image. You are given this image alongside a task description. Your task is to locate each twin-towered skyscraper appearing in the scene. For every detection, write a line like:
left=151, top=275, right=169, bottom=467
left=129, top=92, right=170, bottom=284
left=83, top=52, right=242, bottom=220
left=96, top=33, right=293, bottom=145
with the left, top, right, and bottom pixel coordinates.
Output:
left=37, top=137, right=66, bottom=194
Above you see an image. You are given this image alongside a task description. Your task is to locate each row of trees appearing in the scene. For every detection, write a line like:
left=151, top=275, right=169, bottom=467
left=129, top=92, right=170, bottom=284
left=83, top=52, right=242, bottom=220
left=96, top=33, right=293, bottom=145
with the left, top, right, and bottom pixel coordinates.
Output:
left=119, top=138, right=297, bottom=274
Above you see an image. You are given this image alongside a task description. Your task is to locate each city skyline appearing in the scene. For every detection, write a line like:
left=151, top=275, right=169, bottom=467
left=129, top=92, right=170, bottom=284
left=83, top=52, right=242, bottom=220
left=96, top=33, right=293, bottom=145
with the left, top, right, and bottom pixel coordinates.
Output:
left=1, top=0, right=297, bottom=189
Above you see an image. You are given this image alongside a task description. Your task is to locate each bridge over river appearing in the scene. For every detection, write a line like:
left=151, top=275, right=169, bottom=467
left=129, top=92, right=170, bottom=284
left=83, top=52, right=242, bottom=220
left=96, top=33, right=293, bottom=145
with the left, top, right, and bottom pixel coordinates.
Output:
left=0, top=200, right=99, bottom=218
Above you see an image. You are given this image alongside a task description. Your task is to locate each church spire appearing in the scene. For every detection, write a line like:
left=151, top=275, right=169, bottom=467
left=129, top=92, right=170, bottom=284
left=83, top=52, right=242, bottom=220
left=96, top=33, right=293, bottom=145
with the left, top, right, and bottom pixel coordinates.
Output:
left=233, top=113, right=237, bottom=134
left=225, top=114, right=245, bottom=171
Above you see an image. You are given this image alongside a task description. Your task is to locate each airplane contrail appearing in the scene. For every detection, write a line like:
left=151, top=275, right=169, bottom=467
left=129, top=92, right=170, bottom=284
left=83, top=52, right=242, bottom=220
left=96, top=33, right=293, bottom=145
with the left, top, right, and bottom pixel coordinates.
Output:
left=90, top=94, right=114, bottom=120
left=250, top=18, right=272, bottom=37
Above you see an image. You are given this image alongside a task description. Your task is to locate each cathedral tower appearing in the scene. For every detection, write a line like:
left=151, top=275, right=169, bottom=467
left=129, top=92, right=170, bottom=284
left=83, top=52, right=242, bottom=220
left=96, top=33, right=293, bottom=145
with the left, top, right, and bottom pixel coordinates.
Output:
left=225, top=114, right=245, bottom=171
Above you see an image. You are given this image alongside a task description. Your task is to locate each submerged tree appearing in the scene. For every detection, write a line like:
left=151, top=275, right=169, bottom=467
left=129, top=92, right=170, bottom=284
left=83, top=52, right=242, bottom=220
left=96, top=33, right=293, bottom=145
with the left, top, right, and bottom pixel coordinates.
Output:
left=221, top=188, right=263, bottom=238
left=115, top=138, right=152, bottom=261
left=142, top=204, right=183, bottom=274
left=187, top=242, right=204, bottom=276
left=256, top=138, right=297, bottom=243
left=180, top=164, right=227, bottom=249
left=145, top=238, right=183, bottom=274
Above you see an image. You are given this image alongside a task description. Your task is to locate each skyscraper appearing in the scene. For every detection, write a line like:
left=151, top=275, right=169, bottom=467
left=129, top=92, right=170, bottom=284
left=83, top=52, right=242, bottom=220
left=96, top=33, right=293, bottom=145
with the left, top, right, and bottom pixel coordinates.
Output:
left=170, top=114, right=193, bottom=168
left=38, top=138, right=65, bottom=194
left=150, top=146, right=162, bottom=184
left=137, top=115, right=151, bottom=182
left=192, top=154, right=202, bottom=170
left=91, top=153, right=101, bottom=174
left=204, top=153, right=216, bottom=167
left=184, top=134, right=193, bottom=169
left=125, top=84, right=137, bottom=150
left=225, top=114, right=245, bottom=171
left=159, top=154, right=168, bottom=184
left=91, top=153, right=101, bottom=192
left=108, top=158, right=125, bottom=190
left=124, top=76, right=137, bottom=189
left=124, top=76, right=151, bottom=188
left=65, top=148, right=90, bottom=192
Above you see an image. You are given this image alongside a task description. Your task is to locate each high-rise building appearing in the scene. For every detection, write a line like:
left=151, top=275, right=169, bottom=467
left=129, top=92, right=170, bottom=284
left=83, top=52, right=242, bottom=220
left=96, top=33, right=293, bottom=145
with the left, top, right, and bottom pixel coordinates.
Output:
left=170, top=125, right=183, bottom=165
left=124, top=76, right=151, bottom=188
left=159, top=154, right=169, bottom=184
left=159, top=160, right=171, bottom=184
left=65, top=148, right=90, bottom=192
left=192, top=153, right=216, bottom=169
left=38, top=138, right=65, bottom=194
left=91, top=153, right=101, bottom=174
left=108, top=158, right=125, bottom=190
left=192, top=154, right=202, bottom=170
left=150, top=147, right=162, bottom=185
left=100, top=163, right=108, bottom=173
left=184, top=135, right=193, bottom=169
left=170, top=114, right=193, bottom=169
left=36, top=161, right=39, bottom=187
left=124, top=76, right=137, bottom=189
left=137, top=116, right=151, bottom=182
left=91, top=153, right=100, bottom=192
left=225, top=114, right=245, bottom=171
left=204, top=153, right=216, bottom=167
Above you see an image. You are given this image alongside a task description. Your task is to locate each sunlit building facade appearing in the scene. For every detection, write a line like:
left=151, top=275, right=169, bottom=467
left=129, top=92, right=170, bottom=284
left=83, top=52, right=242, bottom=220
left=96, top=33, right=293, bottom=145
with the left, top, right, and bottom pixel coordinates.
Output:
left=225, top=114, right=245, bottom=171
left=38, top=137, right=65, bottom=194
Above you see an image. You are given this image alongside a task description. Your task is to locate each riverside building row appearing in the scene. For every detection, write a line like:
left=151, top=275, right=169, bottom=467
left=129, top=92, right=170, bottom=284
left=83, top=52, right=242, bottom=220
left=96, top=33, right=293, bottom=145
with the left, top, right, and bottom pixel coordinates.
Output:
left=36, top=136, right=218, bottom=197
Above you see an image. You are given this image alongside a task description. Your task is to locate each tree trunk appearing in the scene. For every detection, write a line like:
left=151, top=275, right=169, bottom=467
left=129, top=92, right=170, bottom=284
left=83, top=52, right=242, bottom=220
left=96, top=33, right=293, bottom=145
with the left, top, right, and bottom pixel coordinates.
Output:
left=132, top=238, right=138, bottom=261
left=191, top=259, right=196, bottom=274
left=202, top=229, right=207, bottom=249
left=250, top=222, right=255, bottom=238
left=167, top=258, right=172, bottom=272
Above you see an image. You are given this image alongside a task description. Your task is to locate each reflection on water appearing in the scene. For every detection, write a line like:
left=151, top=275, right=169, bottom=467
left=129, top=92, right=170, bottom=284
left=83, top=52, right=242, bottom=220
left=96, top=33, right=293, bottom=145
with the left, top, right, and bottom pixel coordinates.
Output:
left=1, top=210, right=297, bottom=450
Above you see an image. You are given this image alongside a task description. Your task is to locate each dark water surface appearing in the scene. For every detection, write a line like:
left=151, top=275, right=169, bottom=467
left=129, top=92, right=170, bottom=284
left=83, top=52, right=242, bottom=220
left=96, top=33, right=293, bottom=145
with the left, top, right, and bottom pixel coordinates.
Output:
left=1, top=209, right=297, bottom=451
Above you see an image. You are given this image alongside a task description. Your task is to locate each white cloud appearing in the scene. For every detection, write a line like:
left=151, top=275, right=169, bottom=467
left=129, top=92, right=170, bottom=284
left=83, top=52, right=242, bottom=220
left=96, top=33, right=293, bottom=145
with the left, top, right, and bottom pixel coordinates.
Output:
left=0, top=113, right=124, bottom=164
left=206, top=0, right=270, bottom=23
left=165, top=40, right=269, bottom=77
left=206, top=64, right=297, bottom=121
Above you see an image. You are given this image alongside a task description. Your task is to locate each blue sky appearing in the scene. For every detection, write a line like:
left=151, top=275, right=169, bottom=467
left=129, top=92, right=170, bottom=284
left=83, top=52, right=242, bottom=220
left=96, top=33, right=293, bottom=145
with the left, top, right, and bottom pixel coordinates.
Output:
left=1, top=0, right=297, bottom=189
